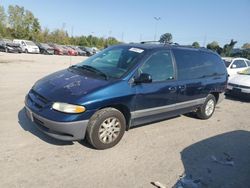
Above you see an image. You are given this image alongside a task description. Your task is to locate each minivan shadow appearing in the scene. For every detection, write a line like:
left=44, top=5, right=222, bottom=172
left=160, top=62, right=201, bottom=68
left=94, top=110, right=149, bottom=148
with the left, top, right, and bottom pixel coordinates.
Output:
left=18, top=107, right=73, bottom=146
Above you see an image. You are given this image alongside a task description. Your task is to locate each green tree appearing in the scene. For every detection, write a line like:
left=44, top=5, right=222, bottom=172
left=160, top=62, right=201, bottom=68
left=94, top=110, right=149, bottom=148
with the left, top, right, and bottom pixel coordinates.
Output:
left=0, top=6, right=7, bottom=37
left=159, top=33, right=172, bottom=43
left=77, top=36, right=90, bottom=47
left=192, top=41, right=200, bottom=48
left=242, top=43, right=250, bottom=49
left=8, top=5, right=25, bottom=38
left=222, top=39, right=237, bottom=56
left=31, top=18, right=41, bottom=41
left=206, top=41, right=223, bottom=54
left=7, top=5, right=41, bottom=40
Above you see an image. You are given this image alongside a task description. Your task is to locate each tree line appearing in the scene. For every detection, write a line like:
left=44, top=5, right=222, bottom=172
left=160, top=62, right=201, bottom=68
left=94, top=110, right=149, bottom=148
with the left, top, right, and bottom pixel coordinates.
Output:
left=0, top=5, right=120, bottom=48
left=160, top=33, right=250, bottom=59
left=1, top=5, right=250, bottom=56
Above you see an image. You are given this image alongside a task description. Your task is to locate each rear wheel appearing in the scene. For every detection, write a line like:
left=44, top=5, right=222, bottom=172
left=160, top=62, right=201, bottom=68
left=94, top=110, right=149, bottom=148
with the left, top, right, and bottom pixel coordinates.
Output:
left=86, top=108, right=126, bottom=149
left=196, top=94, right=216, bottom=119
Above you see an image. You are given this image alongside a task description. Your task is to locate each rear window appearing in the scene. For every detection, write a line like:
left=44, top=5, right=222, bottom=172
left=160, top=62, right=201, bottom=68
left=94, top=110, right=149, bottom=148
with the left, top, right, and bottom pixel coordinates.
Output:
left=173, top=49, right=226, bottom=80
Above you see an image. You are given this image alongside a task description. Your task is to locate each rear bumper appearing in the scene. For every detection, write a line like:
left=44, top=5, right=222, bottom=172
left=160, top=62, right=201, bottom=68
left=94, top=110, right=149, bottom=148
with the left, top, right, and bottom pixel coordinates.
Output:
left=25, top=106, right=89, bottom=141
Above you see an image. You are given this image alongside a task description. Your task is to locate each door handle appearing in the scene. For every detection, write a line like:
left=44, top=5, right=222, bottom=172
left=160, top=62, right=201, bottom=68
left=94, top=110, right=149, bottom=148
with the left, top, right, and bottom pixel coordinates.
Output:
left=168, top=86, right=177, bottom=92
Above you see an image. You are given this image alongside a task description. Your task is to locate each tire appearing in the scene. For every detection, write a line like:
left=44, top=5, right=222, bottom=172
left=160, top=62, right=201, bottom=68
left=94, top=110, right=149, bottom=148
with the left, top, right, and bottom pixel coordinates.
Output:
left=196, top=94, right=216, bottom=120
left=86, top=108, right=126, bottom=150
left=25, top=49, right=28, bottom=53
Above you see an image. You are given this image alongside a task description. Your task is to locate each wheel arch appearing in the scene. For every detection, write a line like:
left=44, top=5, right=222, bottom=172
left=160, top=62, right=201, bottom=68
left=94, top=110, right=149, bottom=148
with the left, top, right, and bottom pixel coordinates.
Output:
left=210, top=92, right=219, bottom=103
left=100, top=104, right=131, bottom=131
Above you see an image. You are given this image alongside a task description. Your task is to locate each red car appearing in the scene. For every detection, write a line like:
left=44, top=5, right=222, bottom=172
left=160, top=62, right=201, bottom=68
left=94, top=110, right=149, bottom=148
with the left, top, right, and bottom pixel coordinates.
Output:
left=62, top=46, right=78, bottom=56
left=49, top=44, right=64, bottom=55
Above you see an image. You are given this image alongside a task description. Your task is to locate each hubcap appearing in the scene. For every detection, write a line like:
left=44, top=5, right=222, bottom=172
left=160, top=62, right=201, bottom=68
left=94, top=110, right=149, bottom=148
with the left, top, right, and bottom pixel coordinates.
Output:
left=98, top=117, right=121, bottom=144
left=205, top=99, right=215, bottom=116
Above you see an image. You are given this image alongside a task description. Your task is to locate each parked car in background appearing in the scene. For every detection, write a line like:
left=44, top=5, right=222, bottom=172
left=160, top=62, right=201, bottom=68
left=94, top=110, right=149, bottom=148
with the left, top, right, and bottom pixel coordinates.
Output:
left=69, top=46, right=87, bottom=56
left=0, top=38, right=22, bottom=53
left=13, top=39, right=40, bottom=54
left=25, top=43, right=227, bottom=149
left=49, top=44, right=64, bottom=55
left=79, top=46, right=94, bottom=56
left=222, top=57, right=250, bottom=79
left=36, top=42, right=54, bottom=55
left=62, top=46, right=77, bottom=56
left=91, top=47, right=100, bottom=54
left=227, top=67, right=250, bottom=96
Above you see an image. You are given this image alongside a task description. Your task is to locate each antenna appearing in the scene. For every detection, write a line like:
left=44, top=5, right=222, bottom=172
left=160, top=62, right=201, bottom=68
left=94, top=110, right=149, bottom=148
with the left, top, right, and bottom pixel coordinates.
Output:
left=153, top=17, right=161, bottom=41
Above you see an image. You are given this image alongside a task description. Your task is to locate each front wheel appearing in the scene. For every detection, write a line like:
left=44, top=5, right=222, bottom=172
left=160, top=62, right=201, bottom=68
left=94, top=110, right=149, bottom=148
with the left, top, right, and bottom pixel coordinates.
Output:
left=86, top=108, right=126, bottom=149
left=196, top=94, right=216, bottom=119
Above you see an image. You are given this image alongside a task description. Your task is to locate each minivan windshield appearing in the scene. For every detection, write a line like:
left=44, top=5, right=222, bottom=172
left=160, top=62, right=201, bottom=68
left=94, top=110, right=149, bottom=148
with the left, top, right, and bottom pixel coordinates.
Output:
left=74, top=46, right=145, bottom=79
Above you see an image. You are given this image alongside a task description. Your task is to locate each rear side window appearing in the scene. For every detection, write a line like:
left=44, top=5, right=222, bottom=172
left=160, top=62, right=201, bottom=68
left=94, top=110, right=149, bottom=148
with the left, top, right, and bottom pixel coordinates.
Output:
left=140, top=50, right=174, bottom=82
left=231, top=60, right=247, bottom=68
left=173, top=49, right=226, bottom=80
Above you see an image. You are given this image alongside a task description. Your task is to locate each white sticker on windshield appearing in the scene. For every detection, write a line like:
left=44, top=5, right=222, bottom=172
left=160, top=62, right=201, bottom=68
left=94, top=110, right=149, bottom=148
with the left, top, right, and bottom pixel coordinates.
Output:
left=129, top=47, right=144, bottom=53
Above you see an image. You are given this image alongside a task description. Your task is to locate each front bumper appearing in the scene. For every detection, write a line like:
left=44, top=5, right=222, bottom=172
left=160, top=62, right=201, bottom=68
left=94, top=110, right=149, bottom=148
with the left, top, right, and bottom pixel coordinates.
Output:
left=7, top=47, right=22, bottom=53
left=227, top=85, right=250, bottom=94
left=28, top=49, right=40, bottom=53
left=25, top=106, right=89, bottom=141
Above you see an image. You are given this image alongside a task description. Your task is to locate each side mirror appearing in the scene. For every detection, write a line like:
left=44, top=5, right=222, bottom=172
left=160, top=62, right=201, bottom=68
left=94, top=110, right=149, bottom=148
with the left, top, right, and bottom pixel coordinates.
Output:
left=231, top=64, right=237, bottom=69
left=134, top=73, right=152, bottom=84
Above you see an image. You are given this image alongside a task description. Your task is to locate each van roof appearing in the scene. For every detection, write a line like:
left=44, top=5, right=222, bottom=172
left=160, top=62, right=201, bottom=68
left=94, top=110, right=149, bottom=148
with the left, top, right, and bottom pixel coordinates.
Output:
left=117, top=43, right=214, bottom=54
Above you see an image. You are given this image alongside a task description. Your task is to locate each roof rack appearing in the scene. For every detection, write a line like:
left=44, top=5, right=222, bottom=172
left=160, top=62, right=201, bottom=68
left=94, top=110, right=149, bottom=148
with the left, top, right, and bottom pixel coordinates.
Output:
left=140, top=41, right=161, bottom=44
left=140, top=41, right=179, bottom=46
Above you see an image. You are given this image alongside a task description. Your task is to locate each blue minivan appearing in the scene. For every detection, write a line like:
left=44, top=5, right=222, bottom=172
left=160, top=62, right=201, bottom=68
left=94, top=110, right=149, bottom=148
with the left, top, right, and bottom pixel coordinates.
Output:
left=25, top=44, right=227, bottom=149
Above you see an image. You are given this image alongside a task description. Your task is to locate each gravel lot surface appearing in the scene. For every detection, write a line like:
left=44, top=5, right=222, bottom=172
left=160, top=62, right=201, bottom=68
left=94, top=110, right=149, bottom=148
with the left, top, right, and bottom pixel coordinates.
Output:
left=0, top=52, right=250, bottom=188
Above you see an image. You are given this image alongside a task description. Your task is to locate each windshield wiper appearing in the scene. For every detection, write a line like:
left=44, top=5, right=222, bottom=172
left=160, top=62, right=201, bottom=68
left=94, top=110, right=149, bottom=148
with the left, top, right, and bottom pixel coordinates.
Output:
left=71, top=65, right=109, bottom=80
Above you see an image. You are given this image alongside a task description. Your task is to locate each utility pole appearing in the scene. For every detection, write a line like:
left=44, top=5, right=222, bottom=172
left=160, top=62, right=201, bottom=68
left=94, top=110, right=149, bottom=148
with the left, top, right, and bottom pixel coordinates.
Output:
left=154, top=17, right=161, bottom=41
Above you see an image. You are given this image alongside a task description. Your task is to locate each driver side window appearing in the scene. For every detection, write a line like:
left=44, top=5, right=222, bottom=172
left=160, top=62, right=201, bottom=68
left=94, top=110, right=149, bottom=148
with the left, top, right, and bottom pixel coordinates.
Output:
left=140, top=50, right=174, bottom=82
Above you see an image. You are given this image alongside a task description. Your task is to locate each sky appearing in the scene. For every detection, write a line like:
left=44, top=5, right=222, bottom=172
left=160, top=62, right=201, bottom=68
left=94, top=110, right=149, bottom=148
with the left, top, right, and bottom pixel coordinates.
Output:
left=1, top=0, right=250, bottom=47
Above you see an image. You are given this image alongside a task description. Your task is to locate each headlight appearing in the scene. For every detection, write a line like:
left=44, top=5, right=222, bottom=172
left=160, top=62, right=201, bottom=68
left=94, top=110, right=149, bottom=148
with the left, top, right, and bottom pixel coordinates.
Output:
left=52, top=102, right=86, bottom=113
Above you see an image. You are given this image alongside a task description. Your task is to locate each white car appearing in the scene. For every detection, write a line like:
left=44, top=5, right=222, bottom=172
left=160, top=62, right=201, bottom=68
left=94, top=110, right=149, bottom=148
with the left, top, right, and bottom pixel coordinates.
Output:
left=227, top=67, right=250, bottom=95
left=13, top=39, right=40, bottom=54
left=222, top=57, right=250, bottom=79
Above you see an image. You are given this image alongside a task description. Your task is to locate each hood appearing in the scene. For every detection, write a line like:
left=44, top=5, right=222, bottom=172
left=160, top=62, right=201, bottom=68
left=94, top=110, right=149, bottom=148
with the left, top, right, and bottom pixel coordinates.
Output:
left=32, top=69, right=110, bottom=103
left=6, top=42, right=20, bottom=47
left=229, top=74, right=250, bottom=87
left=41, top=45, right=53, bottom=50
